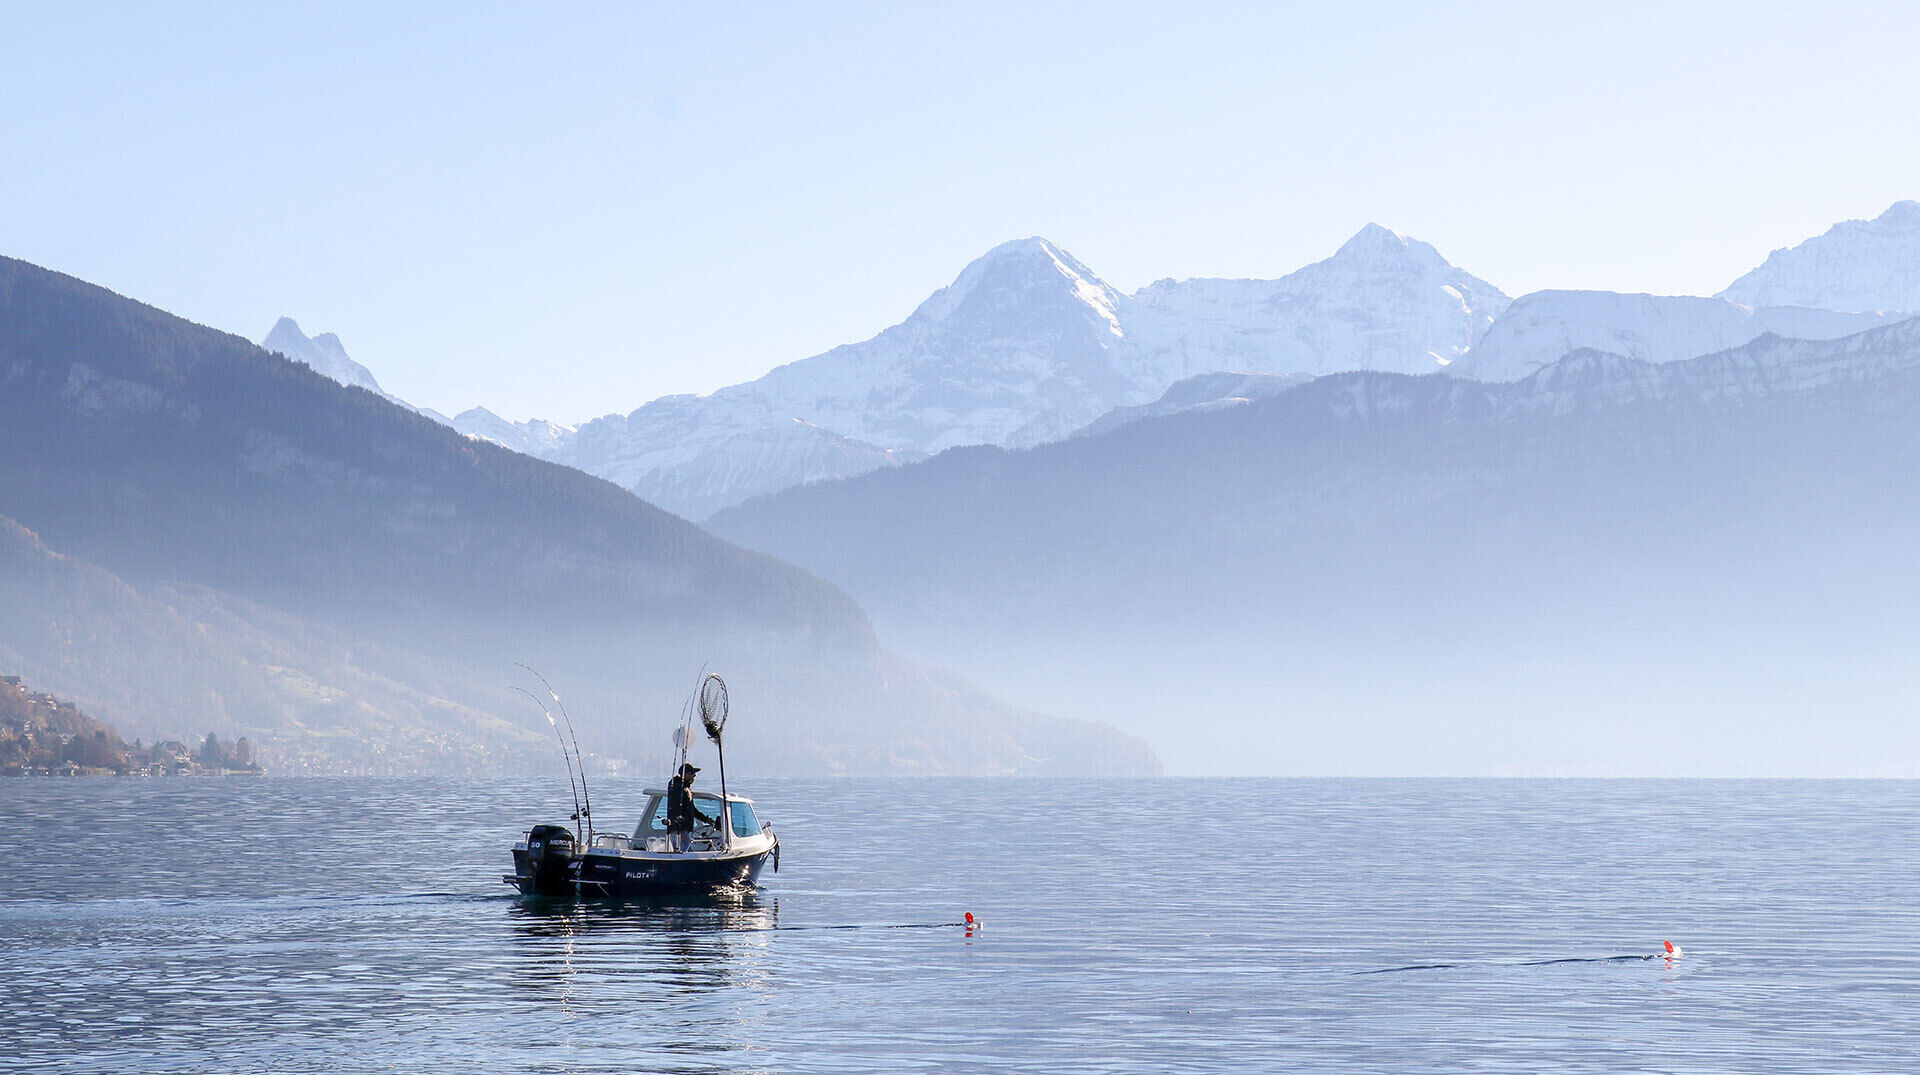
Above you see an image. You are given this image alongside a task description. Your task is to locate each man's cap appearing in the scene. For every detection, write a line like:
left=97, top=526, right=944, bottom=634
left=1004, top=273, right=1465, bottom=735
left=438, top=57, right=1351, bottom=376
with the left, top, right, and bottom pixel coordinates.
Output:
left=679, top=762, right=700, bottom=774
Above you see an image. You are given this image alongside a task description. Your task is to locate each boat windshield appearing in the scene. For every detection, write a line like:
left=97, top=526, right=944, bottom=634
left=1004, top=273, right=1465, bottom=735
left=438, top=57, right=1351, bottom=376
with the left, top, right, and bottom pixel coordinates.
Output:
left=632, top=793, right=742, bottom=840
left=635, top=796, right=669, bottom=839
left=729, top=800, right=760, bottom=839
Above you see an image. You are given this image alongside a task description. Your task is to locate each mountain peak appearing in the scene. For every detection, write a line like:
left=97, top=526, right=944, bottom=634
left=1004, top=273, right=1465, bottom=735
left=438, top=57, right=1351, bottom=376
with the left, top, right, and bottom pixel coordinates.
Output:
left=1719, top=200, right=1920, bottom=312
left=262, top=316, right=309, bottom=353
left=257, top=317, right=385, bottom=395
left=1866, top=200, right=1920, bottom=233
left=912, top=236, right=1123, bottom=331
left=1340, top=221, right=1407, bottom=248
left=1331, top=223, right=1447, bottom=268
left=965, top=236, right=1099, bottom=281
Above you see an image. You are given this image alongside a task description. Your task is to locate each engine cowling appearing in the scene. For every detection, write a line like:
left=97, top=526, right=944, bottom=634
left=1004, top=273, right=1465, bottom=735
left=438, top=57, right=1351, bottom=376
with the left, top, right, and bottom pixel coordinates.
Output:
left=523, top=823, right=578, bottom=894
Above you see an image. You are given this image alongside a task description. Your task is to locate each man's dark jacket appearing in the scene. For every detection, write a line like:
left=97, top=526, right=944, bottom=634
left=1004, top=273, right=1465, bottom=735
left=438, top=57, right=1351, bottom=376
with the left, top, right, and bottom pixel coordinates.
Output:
left=666, top=773, right=713, bottom=833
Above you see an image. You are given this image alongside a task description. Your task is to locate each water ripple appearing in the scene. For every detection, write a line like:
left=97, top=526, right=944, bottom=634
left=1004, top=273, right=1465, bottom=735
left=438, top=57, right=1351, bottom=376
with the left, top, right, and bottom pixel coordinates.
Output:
left=2, top=777, right=1917, bottom=1071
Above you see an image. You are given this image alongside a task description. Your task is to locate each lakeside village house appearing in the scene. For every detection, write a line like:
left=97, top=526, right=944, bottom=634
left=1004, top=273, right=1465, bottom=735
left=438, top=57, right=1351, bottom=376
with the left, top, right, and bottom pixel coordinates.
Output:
left=0, top=674, right=261, bottom=777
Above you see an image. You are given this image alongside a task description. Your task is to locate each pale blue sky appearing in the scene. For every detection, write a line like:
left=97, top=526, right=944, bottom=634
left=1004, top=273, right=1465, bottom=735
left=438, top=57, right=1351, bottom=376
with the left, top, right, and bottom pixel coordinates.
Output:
left=4, top=2, right=1917, bottom=422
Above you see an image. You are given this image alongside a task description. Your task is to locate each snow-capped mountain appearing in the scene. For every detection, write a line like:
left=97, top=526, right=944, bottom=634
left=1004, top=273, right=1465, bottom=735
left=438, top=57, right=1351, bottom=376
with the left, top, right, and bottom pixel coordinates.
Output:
left=570, top=237, right=1143, bottom=469
left=1449, top=290, right=1903, bottom=383
left=550, top=227, right=1508, bottom=516
left=263, top=202, right=1920, bottom=522
left=1720, top=200, right=1920, bottom=312
left=262, top=317, right=387, bottom=395
left=1130, top=223, right=1511, bottom=377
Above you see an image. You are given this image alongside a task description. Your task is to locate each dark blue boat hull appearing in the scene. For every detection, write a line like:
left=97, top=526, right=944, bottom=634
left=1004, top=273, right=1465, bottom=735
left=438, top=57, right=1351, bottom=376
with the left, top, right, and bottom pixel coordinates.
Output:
left=511, top=845, right=773, bottom=898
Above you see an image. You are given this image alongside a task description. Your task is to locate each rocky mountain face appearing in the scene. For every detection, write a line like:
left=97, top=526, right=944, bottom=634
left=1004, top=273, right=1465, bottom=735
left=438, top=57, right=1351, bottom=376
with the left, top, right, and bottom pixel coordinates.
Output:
left=1719, top=200, right=1920, bottom=312
left=0, top=257, right=1156, bottom=775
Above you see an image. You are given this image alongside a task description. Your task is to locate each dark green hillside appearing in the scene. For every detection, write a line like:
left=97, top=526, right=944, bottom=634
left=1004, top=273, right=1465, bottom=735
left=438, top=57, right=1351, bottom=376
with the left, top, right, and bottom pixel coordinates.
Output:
left=0, top=256, right=863, bottom=639
left=0, top=256, right=1158, bottom=775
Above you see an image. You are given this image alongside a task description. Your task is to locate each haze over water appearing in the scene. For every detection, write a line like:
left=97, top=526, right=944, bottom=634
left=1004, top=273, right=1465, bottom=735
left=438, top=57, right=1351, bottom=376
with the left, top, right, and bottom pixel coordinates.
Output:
left=3, top=777, right=1915, bottom=1072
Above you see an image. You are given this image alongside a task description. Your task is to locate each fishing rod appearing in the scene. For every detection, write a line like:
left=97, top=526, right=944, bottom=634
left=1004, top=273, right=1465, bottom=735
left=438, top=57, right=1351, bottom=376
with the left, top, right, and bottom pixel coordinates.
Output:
left=518, top=664, right=592, bottom=840
left=511, top=684, right=582, bottom=842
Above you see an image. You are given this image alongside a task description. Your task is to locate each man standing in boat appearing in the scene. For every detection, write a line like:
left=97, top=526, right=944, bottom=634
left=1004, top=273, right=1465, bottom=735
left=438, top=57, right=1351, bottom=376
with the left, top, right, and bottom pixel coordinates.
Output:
left=666, top=761, right=718, bottom=851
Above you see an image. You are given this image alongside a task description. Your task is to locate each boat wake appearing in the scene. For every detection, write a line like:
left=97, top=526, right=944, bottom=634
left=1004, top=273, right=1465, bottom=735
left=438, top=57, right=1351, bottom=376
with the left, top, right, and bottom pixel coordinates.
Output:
left=1358, top=946, right=1681, bottom=975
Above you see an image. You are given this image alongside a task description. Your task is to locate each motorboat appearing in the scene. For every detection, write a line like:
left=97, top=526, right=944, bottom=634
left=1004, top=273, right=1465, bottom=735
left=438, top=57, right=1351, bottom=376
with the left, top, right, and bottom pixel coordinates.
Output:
left=504, top=670, right=779, bottom=898
left=509, top=787, right=778, bottom=897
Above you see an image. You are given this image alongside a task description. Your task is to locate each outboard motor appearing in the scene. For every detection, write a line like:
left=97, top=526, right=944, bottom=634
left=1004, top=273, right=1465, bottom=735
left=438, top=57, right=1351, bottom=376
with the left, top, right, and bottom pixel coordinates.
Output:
left=523, top=823, right=578, bottom=896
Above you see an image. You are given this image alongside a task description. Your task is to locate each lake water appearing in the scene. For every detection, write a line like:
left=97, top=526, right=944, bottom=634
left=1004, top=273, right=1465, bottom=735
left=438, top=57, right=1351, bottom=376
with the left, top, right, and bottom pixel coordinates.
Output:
left=1, top=777, right=1916, bottom=1072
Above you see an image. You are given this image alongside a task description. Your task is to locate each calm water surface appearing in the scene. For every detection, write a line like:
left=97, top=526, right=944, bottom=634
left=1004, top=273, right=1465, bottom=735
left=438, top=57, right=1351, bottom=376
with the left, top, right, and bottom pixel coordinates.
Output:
left=1, top=778, right=1916, bottom=1072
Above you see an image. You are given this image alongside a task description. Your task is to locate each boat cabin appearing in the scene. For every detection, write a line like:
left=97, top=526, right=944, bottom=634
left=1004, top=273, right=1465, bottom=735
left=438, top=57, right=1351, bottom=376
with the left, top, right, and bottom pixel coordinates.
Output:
left=588, top=790, right=765, bottom=853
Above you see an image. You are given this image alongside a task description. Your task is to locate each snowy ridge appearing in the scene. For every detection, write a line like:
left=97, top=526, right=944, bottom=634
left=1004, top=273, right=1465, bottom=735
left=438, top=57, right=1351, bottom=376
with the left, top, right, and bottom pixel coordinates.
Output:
left=550, top=227, right=1509, bottom=515
left=1396, top=315, right=1920, bottom=420
left=1720, top=200, right=1920, bottom=312
left=1450, top=291, right=1901, bottom=383
left=450, top=407, right=576, bottom=456
left=1130, top=224, right=1511, bottom=378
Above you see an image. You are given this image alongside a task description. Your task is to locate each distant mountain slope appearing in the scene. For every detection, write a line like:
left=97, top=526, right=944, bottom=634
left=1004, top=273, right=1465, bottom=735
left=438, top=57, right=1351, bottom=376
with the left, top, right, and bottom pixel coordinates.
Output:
left=716, top=317, right=1920, bottom=626
left=711, top=319, right=1920, bottom=774
left=0, top=256, right=1155, bottom=775
left=0, top=511, right=548, bottom=774
left=1450, top=290, right=1902, bottom=382
left=1719, top=200, right=1920, bottom=312
left=625, top=419, right=921, bottom=523
left=1071, top=370, right=1310, bottom=439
